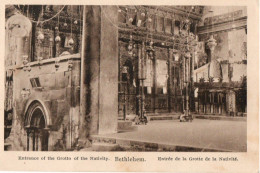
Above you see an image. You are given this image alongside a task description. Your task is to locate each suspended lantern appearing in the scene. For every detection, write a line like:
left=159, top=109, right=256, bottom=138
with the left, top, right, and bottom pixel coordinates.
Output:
left=64, top=23, right=68, bottom=27
left=22, top=55, right=28, bottom=64
left=49, top=37, right=53, bottom=42
left=37, top=57, right=43, bottom=66
left=147, top=41, right=154, bottom=59
left=118, top=9, right=122, bottom=13
left=55, top=59, right=60, bottom=70
left=74, top=20, right=78, bottom=24
left=148, top=17, right=152, bottom=23
left=27, top=64, right=31, bottom=72
left=128, top=43, right=133, bottom=56
left=68, top=38, right=74, bottom=46
left=148, top=41, right=154, bottom=51
left=21, top=88, right=30, bottom=99
left=23, top=63, right=28, bottom=71
left=141, top=12, right=145, bottom=17
left=37, top=31, right=44, bottom=40
left=22, top=55, right=29, bottom=71
left=23, top=59, right=28, bottom=65
left=128, top=34, right=133, bottom=56
left=55, top=35, right=61, bottom=42
left=129, top=17, right=133, bottom=23
left=147, top=49, right=154, bottom=58
left=68, top=60, right=73, bottom=71
left=55, top=26, right=59, bottom=30
left=128, top=51, right=133, bottom=56
left=128, top=44, right=133, bottom=51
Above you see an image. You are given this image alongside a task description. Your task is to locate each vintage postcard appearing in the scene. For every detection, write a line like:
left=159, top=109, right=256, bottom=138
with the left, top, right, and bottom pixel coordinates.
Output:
left=0, top=0, right=259, bottom=172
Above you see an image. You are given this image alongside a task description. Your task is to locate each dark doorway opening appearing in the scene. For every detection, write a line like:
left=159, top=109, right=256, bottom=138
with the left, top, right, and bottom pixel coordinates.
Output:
left=26, top=103, right=49, bottom=151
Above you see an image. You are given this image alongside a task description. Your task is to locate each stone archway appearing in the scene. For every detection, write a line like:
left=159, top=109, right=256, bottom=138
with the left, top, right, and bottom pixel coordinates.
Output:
left=25, top=102, right=49, bottom=151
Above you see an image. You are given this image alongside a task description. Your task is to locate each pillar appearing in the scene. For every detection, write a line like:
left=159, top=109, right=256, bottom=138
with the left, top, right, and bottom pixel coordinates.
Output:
left=226, top=90, right=236, bottom=116
left=167, top=48, right=172, bottom=112
left=153, top=47, right=157, bottom=113
left=99, top=6, right=118, bottom=134
left=79, top=6, right=118, bottom=140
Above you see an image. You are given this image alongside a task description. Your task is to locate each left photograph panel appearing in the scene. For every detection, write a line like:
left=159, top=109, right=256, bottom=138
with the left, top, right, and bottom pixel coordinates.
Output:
left=4, top=5, right=84, bottom=151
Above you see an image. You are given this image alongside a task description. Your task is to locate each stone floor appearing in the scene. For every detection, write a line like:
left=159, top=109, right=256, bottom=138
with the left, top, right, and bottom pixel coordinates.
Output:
left=92, top=119, right=247, bottom=152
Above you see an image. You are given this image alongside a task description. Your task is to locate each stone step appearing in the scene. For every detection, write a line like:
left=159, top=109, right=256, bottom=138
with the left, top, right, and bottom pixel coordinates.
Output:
left=92, top=142, right=119, bottom=151
left=147, top=114, right=246, bottom=122
left=117, top=120, right=138, bottom=132
left=148, top=115, right=180, bottom=121
left=90, top=135, right=230, bottom=152
left=194, top=115, right=247, bottom=121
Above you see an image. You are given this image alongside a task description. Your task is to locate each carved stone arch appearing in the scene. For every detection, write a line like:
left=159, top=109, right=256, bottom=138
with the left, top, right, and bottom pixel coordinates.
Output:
left=24, top=100, right=50, bottom=151
left=24, top=99, right=51, bottom=128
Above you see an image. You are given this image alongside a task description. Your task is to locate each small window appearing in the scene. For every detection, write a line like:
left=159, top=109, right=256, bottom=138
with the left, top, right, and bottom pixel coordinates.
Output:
left=30, top=77, right=41, bottom=88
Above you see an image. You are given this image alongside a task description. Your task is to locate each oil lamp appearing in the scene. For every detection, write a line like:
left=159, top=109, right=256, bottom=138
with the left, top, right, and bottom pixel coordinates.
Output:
left=55, top=35, right=61, bottom=42
left=37, top=31, right=44, bottom=40
left=129, top=18, right=133, bottom=23
left=68, top=38, right=74, bottom=46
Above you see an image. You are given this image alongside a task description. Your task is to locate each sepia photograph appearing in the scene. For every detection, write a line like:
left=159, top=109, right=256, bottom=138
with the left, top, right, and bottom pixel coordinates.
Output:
left=4, top=5, right=248, bottom=153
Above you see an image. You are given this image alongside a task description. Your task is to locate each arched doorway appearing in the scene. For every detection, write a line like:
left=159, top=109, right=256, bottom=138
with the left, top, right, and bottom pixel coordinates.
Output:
left=26, top=102, right=49, bottom=151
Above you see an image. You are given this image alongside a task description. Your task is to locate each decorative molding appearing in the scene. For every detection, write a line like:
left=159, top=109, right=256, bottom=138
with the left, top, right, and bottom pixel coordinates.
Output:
left=194, top=81, right=245, bottom=89
left=197, top=17, right=247, bottom=35
left=204, top=10, right=243, bottom=26
left=119, top=5, right=203, bottom=21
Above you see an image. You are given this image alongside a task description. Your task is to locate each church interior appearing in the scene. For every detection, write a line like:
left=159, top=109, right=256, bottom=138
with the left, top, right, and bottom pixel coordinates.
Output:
left=4, top=5, right=247, bottom=151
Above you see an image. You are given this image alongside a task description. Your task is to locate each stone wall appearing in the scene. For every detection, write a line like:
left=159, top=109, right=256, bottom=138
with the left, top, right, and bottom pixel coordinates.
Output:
left=7, top=54, right=81, bottom=151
